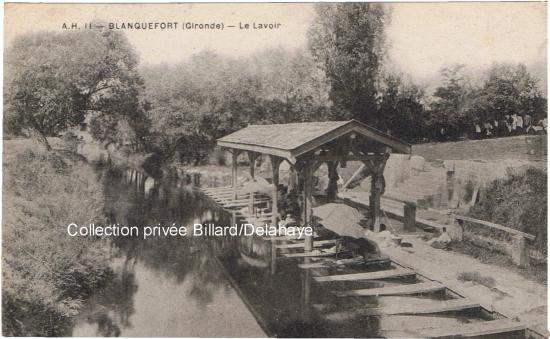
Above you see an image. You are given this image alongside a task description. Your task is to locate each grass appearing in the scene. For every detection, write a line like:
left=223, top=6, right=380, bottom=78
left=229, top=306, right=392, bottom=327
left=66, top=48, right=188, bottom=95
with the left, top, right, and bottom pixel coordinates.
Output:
left=450, top=241, right=547, bottom=284
left=3, top=138, right=112, bottom=336
left=457, top=271, right=496, bottom=288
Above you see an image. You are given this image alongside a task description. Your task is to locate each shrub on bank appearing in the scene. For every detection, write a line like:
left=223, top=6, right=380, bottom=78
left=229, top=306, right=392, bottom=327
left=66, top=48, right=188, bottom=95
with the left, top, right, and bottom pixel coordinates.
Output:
left=468, top=167, right=547, bottom=253
left=2, top=149, right=112, bottom=336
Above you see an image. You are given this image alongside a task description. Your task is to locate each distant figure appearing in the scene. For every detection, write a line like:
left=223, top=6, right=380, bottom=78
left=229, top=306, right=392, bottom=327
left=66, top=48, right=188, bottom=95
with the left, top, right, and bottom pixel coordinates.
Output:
left=524, top=114, right=533, bottom=131
left=474, top=123, right=482, bottom=139
left=505, top=115, right=512, bottom=134
left=498, top=118, right=508, bottom=137
left=511, top=113, right=518, bottom=134
left=516, top=114, right=524, bottom=133
left=484, top=121, right=493, bottom=138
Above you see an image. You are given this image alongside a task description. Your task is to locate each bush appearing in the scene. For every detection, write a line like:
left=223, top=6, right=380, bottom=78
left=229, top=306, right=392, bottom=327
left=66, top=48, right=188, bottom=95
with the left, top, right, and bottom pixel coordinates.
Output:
left=2, top=148, right=112, bottom=336
left=468, top=167, right=547, bottom=253
left=457, top=271, right=496, bottom=288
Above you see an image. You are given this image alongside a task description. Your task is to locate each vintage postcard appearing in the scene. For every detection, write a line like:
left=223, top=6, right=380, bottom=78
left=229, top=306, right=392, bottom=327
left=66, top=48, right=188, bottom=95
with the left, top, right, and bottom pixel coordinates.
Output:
left=3, top=2, right=547, bottom=338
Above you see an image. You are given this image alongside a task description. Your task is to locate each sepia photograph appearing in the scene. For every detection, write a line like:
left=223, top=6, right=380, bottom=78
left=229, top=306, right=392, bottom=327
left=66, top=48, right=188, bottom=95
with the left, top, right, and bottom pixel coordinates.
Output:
left=2, top=2, right=548, bottom=338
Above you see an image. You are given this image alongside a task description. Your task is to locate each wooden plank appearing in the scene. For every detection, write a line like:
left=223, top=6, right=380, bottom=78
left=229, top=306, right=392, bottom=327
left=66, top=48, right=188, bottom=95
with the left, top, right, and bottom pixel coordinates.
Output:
left=202, top=186, right=234, bottom=192
left=207, top=189, right=248, bottom=195
left=261, top=234, right=320, bottom=241
left=314, top=268, right=415, bottom=283
left=220, top=197, right=269, bottom=204
left=335, top=281, right=445, bottom=297
left=211, top=192, right=249, bottom=198
left=282, top=249, right=336, bottom=258
left=453, top=214, right=536, bottom=240
left=209, top=189, right=249, bottom=195
left=420, top=318, right=525, bottom=338
left=298, top=256, right=390, bottom=269
left=275, top=239, right=337, bottom=249
left=222, top=199, right=270, bottom=208
left=342, top=164, right=366, bottom=190
left=360, top=298, right=480, bottom=316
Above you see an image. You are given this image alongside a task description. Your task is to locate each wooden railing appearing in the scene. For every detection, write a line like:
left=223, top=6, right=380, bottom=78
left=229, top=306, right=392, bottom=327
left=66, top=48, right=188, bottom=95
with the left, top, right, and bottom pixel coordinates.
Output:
left=452, top=214, right=536, bottom=241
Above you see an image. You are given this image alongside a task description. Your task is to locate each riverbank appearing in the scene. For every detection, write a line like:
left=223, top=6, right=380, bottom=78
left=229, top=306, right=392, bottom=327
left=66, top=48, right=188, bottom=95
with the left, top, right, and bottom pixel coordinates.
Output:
left=2, top=139, right=112, bottom=336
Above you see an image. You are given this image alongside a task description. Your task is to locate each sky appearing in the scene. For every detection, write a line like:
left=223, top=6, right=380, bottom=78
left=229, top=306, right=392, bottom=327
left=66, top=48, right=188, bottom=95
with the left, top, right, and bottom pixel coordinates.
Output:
left=4, top=2, right=547, bottom=83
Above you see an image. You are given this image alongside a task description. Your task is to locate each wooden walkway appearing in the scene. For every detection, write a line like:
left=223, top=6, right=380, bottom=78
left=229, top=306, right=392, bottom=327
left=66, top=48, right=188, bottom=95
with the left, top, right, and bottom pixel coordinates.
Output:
left=270, top=232, right=527, bottom=338
left=201, top=183, right=528, bottom=339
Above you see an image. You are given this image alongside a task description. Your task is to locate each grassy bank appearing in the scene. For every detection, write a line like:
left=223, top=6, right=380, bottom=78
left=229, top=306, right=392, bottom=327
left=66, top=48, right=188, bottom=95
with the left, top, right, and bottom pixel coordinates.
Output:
left=2, top=143, right=112, bottom=336
left=451, top=167, right=547, bottom=282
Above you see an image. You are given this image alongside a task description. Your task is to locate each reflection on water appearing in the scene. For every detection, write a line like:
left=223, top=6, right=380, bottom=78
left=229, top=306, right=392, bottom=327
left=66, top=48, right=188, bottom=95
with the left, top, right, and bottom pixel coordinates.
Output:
left=71, top=170, right=264, bottom=337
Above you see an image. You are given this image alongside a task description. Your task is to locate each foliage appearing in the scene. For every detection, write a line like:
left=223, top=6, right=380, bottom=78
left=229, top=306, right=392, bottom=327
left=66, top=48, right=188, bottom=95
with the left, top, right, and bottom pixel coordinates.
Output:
left=472, top=63, right=546, bottom=121
left=468, top=167, right=547, bottom=252
left=378, top=74, right=427, bottom=142
left=308, top=3, right=389, bottom=123
left=2, top=148, right=112, bottom=336
left=4, top=29, right=149, bottom=150
left=141, top=49, right=331, bottom=165
left=426, top=63, right=547, bottom=141
left=427, top=64, right=473, bottom=139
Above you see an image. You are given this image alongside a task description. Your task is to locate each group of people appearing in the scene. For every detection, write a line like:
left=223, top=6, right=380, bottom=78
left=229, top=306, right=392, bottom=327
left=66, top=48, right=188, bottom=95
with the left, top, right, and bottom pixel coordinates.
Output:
left=473, top=114, right=547, bottom=139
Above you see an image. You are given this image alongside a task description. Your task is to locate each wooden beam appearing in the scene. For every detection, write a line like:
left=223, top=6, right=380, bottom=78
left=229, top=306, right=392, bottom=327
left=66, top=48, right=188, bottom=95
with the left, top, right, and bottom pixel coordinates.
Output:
left=298, top=256, right=391, bottom=269
left=290, top=121, right=411, bottom=158
left=334, top=281, right=445, bottom=297
left=314, top=268, right=415, bottom=283
left=269, top=155, right=283, bottom=275
left=217, top=141, right=293, bottom=161
left=303, top=160, right=314, bottom=251
left=231, top=150, right=241, bottom=200
left=326, top=161, right=339, bottom=200
left=420, top=319, right=525, bottom=338
left=275, top=239, right=337, bottom=249
left=360, top=298, right=480, bottom=316
left=313, top=154, right=386, bottom=162
left=342, top=164, right=366, bottom=190
left=282, top=249, right=336, bottom=258
left=453, top=214, right=535, bottom=240
left=247, top=151, right=259, bottom=179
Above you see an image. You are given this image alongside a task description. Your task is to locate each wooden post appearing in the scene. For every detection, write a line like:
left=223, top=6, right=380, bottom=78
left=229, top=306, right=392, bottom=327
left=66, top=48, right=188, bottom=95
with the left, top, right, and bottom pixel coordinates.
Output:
left=511, top=235, right=529, bottom=268
left=301, top=260, right=312, bottom=321
left=326, top=161, right=339, bottom=200
left=231, top=150, right=240, bottom=200
left=404, top=202, right=417, bottom=232
left=270, top=156, right=282, bottom=275
left=304, top=161, right=314, bottom=251
left=247, top=151, right=257, bottom=180
left=371, top=173, right=382, bottom=232
left=270, top=156, right=282, bottom=228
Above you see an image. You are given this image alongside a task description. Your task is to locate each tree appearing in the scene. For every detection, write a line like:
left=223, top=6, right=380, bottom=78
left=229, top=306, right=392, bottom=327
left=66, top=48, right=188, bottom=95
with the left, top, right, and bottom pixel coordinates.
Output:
left=308, top=3, right=389, bottom=124
left=478, top=63, right=546, bottom=121
left=428, top=64, right=473, bottom=140
left=141, top=48, right=332, bottom=164
left=4, top=29, right=148, bottom=150
left=378, top=74, right=427, bottom=142
left=249, top=48, right=331, bottom=123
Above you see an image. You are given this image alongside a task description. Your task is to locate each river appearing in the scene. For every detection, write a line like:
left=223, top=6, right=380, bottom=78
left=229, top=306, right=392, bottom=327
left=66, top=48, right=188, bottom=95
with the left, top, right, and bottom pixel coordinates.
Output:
left=70, top=170, right=265, bottom=337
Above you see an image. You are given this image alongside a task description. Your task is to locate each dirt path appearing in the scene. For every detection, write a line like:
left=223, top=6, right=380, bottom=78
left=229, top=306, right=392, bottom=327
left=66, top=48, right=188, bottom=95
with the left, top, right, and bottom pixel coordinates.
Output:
left=381, top=236, right=548, bottom=336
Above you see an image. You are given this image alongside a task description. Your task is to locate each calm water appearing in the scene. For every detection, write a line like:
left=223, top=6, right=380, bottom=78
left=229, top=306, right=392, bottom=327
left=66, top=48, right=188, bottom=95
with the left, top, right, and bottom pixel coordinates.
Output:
left=70, top=169, right=490, bottom=338
left=71, top=171, right=264, bottom=337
